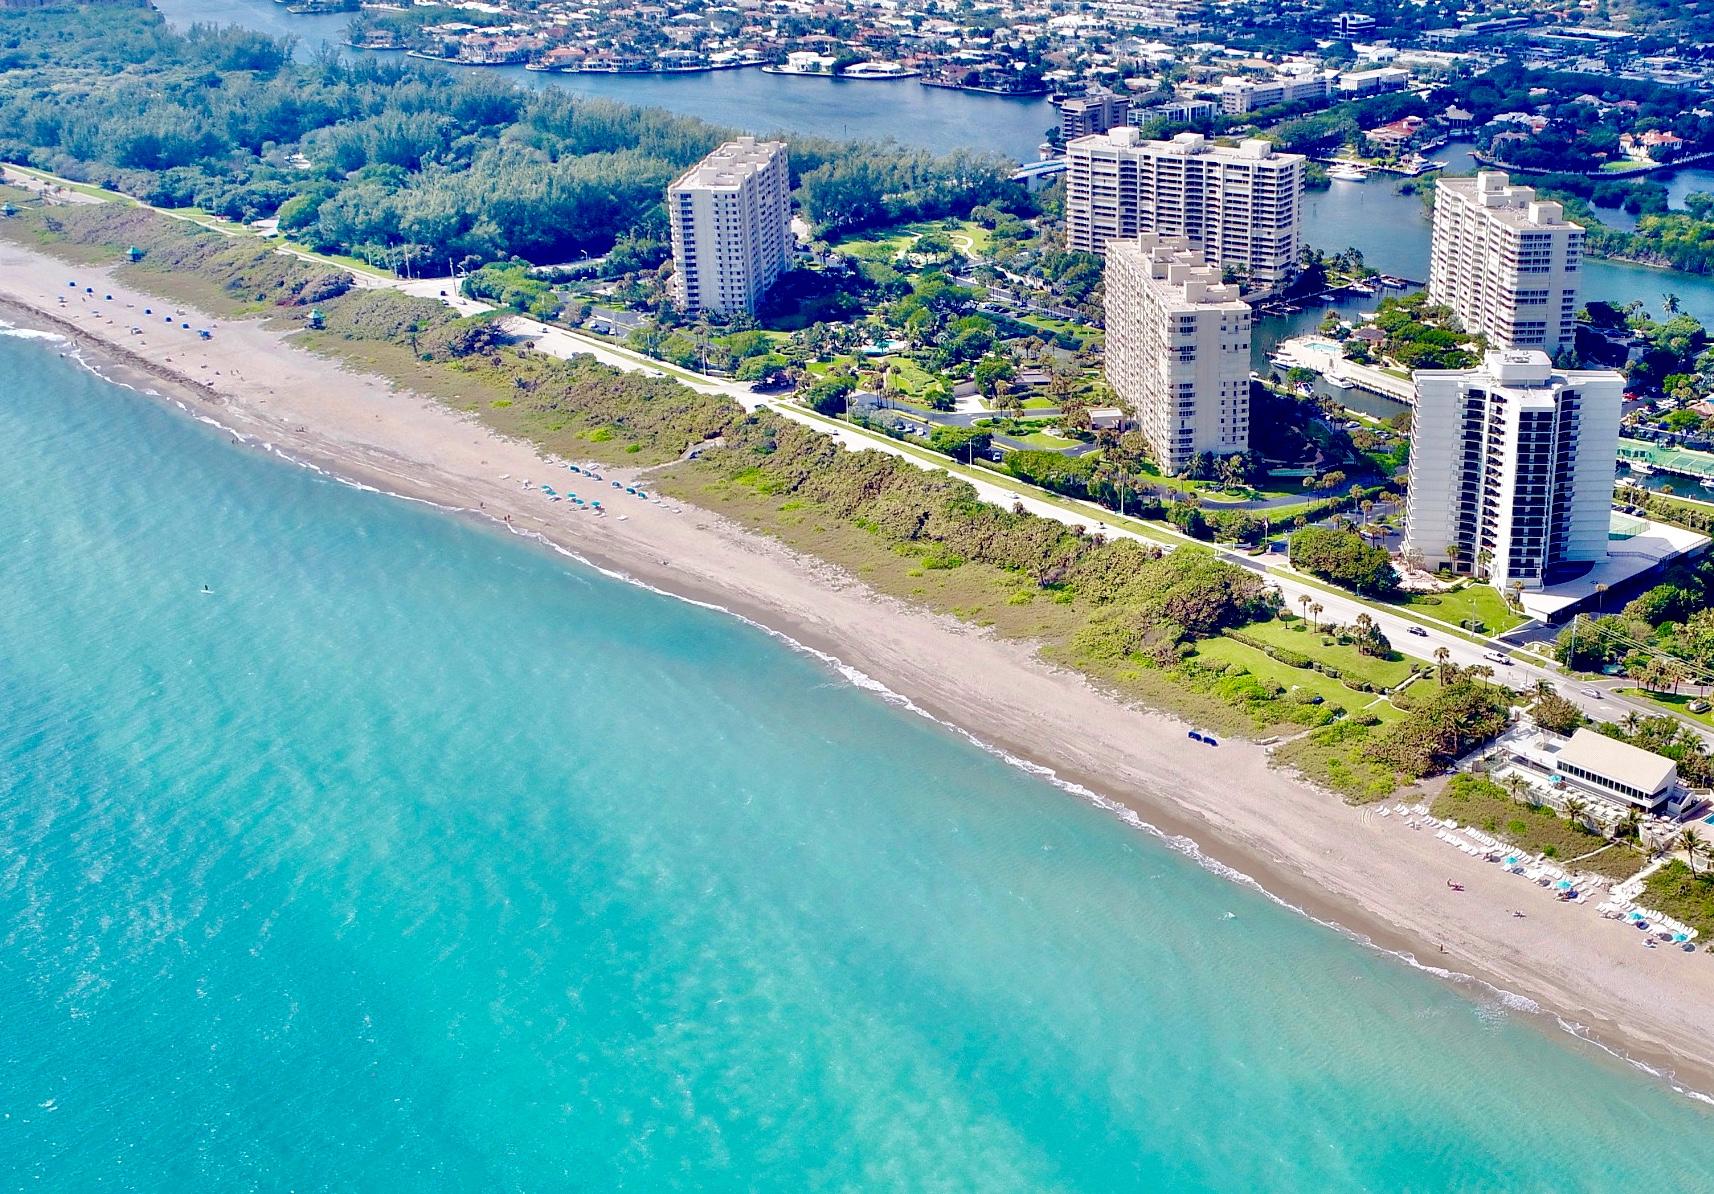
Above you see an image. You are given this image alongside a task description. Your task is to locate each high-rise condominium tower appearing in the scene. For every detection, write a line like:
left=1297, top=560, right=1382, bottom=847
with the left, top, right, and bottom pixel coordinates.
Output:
left=1404, top=350, right=1622, bottom=593
left=1104, top=233, right=1253, bottom=474
left=1065, top=130, right=1304, bottom=286
left=668, top=137, right=791, bottom=316
left=1427, top=171, right=1584, bottom=355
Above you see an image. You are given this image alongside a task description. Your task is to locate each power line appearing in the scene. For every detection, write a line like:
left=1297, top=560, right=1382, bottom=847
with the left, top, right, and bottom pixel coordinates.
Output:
left=1569, top=613, right=1714, bottom=686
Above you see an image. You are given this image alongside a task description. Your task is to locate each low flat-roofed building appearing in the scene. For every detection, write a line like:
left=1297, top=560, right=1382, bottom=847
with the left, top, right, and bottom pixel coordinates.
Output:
left=1547, top=728, right=1685, bottom=815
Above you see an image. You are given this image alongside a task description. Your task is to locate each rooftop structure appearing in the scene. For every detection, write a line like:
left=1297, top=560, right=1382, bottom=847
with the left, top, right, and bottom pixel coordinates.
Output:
left=1404, top=350, right=1623, bottom=596
left=668, top=137, right=792, bottom=316
left=1104, top=233, right=1251, bottom=474
left=1219, top=70, right=1333, bottom=115
left=1065, top=130, right=1304, bottom=286
left=1527, top=728, right=1688, bottom=815
left=1428, top=171, right=1584, bottom=355
left=1057, top=92, right=1130, bottom=140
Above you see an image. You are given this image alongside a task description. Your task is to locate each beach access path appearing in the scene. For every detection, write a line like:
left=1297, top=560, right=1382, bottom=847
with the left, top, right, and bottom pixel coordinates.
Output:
left=0, top=158, right=1683, bottom=740
left=5, top=240, right=1714, bottom=1096
left=382, top=276, right=1689, bottom=743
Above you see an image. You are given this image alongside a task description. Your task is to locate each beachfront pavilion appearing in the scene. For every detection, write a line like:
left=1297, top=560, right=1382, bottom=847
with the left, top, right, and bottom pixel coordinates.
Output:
left=1503, top=727, right=1690, bottom=819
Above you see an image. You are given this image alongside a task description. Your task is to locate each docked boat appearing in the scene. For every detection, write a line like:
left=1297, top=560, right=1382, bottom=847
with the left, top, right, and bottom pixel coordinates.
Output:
left=1326, top=162, right=1368, bottom=182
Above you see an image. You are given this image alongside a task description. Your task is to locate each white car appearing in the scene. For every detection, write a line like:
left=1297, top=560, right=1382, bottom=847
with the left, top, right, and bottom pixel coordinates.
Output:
left=1581, top=687, right=1604, bottom=699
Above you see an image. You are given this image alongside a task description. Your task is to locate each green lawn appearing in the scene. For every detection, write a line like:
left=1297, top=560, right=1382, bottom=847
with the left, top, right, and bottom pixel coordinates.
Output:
left=1192, top=636, right=1366, bottom=709
left=943, top=220, right=993, bottom=257
left=1395, top=583, right=1525, bottom=634
left=804, top=355, right=856, bottom=376
left=1431, top=775, right=1645, bottom=879
left=832, top=219, right=992, bottom=262
left=1238, top=616, right=1418, bottom=690
left=834, top=234, right=916, bottom=261
left=1641, top=860, right=1714, bottom=938
left=1193, top=482, right=1303, bottom=505
left=1006, top=431, right=1081, bottom=450
left=1019, top=314, right=1103, bottom=346
left=1618, top=689, right=1714, bottom=727
left=877, top=354, right=943, bottom=398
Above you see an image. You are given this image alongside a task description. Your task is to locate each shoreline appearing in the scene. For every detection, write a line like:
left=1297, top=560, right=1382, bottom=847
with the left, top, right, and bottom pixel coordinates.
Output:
left=5, top=245, right=1714, bottom=1102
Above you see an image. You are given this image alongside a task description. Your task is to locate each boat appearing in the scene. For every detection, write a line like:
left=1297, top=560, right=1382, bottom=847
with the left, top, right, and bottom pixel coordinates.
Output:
left=837, top=62, right=921, bottom=80
left=1326, top=162, right=1368, bottom=182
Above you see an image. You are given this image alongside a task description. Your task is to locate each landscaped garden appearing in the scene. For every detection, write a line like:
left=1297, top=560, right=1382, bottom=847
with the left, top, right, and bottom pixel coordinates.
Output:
left=1430, top=774, right=1644, bottom=880
left=1641, top=860, right=1714, bottom=938
left=1395, top=582, right=1525, bottom=634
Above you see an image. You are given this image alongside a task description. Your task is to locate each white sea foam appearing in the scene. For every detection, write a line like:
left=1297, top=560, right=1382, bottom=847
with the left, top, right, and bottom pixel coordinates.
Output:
left=0, top=324, right=68, bottom=342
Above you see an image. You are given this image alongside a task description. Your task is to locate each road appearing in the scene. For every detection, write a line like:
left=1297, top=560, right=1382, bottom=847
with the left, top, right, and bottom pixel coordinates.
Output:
left=294, top=261, right=1712, bottom=744
left=15, top=155, right=1699, bottom=740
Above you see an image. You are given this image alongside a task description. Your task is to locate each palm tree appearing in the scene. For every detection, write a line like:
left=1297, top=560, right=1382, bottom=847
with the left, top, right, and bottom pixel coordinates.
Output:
left=1622, top=710, right=1643, bottom=734
left=1504, top=773, right=1527, bottom=805
left=1678, top=828, right=1705, bottom=875
left=1310, top=602, right=1324, bottom=633
left=1663, top=292, right=1682, bottom=315
left=1619, top=807, right=1643, bottom=843
left=1631, top=657, right=1659, bottom=695
left=1298, top=594, right=1311, bottom=624
left=1563, top=796, right=1590, bottom=832
left=1434, top=646, right=1452, bottom=684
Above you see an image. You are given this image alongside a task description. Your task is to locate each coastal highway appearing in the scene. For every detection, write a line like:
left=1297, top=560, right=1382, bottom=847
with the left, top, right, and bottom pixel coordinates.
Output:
left=7, top=157, right=1697, bottom=740
left=378, top=272, right=1705, bottom=742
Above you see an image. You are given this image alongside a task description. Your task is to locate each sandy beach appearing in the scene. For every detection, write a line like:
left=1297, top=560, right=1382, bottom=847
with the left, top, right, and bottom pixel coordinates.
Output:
left=5, top=238, right=1714, bottom=1099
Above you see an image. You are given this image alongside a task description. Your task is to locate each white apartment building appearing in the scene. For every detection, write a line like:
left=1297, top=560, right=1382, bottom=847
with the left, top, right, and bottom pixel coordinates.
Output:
left=1065, top=130, right=1304, bottom=286
left=1219, top=71, right=1334, bottom=115
left=1404, top=350, right=1622, bottom=593
left=1336, top=66, right=1409, bottom=96
left=668, top=136, right=792, bottom=316
left=1427, top=171, right=1584, bottom=355
left=1104, top=233, right=1252, bottom=474
left=1057, top=92, right=1130, bottom=140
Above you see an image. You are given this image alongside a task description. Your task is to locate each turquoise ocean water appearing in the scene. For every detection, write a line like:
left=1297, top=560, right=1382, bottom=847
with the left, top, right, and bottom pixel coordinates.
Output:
left=3, top=326, right=1714, bottom=1191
